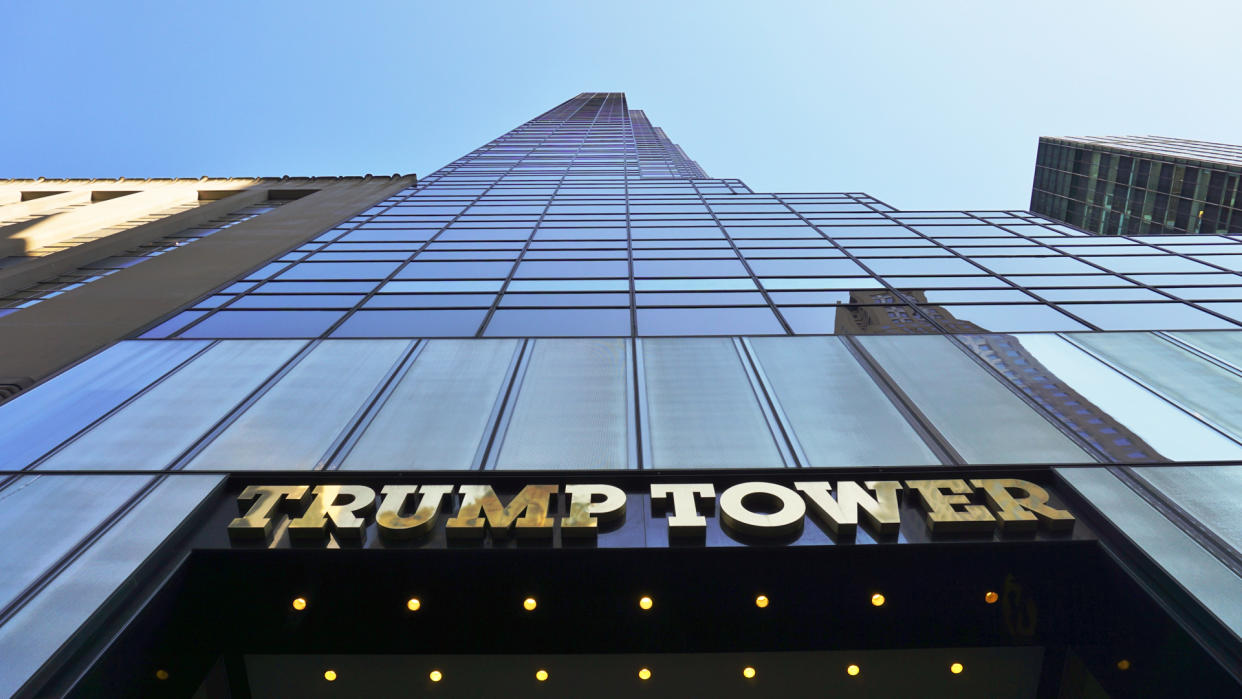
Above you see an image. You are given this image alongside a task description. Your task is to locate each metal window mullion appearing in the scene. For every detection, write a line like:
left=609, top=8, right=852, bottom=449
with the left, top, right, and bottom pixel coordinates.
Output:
left=318, top=339, right=426, bottom=471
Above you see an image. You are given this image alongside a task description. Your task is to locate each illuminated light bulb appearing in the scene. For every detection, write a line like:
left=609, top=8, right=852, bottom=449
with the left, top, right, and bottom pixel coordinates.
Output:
left=523, top=597, right=537, bottom=611
left=292, top=597, right=307, bottom=611
left=742, top=666, right=757, bottom=679
left=984, top=591, right=999, bottom=604
left=846, top=664, right=860, bottom=677
left=638, top=667, right=652, bottom=680
left=407, top=597, right=421, bottom=611
left=950, top=662, right=964, bottom=675
left=536, top=669, right=549, bottom=681
left=155, top=670, right=170, bottom=681
left=870, top=593, right=885, bottom=607
left=429, top=670, right=443, bottom=682
left=323, top=670, right=337, bottom=682
left=755, top=595, right=769, bottom=609
left=1117, top=659, right=1131, bottom=671
left=639, top=595, right=654, bottom=610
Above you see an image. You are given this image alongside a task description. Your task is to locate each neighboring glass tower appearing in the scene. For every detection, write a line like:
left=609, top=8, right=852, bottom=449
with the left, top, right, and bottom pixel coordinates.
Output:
left=1031, top=135, right=1242, bottom=236
left=6, top=94, right=1242, bottom=697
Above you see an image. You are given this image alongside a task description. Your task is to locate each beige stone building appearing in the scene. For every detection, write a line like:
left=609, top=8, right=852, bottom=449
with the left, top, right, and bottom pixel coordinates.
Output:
left=0, top=175, right=414, bottom=395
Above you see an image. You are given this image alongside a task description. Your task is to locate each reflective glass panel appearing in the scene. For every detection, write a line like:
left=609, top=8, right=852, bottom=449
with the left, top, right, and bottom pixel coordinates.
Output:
left=641, top=338, right=785, bottom=468
left=858, top=335, right=1091, bottom=464
left=495, top=339, right=631, bottom=469
left=0, top=341, right=208, bottom=469
left=186, top=340, right=410, bottom=470
left=963, top=334, right=1242, bottom=462
left=331, top=309, right=487, bottom=337
left=1069, top=332, right=1242, bottom=441
left=341, top=339, right=518, bottom=469
left=749, top=337, right=940, bottom=466
left=39, top=341, right=305, bottom=470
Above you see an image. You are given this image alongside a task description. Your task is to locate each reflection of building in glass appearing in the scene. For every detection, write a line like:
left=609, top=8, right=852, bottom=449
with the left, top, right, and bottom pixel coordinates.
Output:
left=835, top=289, right=930, bottom=334
left=960, top=334, right=1160, bottom=462
left=835, top=289, right=987, bottom=334
left=1031, top=135, right=1242, bottom=235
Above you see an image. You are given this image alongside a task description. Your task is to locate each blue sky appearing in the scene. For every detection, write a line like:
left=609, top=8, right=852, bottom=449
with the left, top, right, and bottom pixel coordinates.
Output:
left=4, top=0, right=1240, bottom=210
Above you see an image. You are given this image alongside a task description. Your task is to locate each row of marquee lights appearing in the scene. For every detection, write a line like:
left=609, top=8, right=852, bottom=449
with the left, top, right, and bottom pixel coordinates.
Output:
left=318, top=663, right=914, bottom=684
left=151, top=590, right=1136, bottom=684
left=293, top=591, right=992, bottom=684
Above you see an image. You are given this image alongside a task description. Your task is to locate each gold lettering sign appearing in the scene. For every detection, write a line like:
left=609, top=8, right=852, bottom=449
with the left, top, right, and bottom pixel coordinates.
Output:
left=225, top=477, right=1075, bottom=546
left=562, top=484, right=627, bottom=538
left=650, top=483, right=715, bottom=540
left=795, top=481, right=902, bottom=536
left=718, top=482, right=805, bottom=538
left=905, top=479, right=996, bottom=533
left=228, top=485, right=309, bottom=539
left=288, top=485, right=377, bottom=540
left=445, top=484, right=558, bottom=540
left=376, top=484, right=454, bottom=540
left=970, top=479, right=1074, bottom=532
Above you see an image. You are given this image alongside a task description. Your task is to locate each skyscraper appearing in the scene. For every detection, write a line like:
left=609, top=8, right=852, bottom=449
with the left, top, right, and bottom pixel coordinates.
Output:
left=4, top=93, right=1242, bottom=697
left=1031, top=135, right=1242, bottom=236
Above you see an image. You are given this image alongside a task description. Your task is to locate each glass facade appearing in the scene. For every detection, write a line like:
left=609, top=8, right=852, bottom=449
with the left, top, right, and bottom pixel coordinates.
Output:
left=113, top=98, right=1242, bottom=339
left=1031, top=135, right=1242, bottom=236
left=5, top=93, right=1242, bottom=696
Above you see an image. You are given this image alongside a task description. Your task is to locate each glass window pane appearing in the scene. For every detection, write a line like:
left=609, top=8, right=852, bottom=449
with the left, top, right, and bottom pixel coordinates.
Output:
left=230, top=295, right=363, bottom=309
left=917, top=304, right=1088, bottom=332
left=1060, top=303, right=1237, bottom=331
left=1198, top=303, right=1242, bottom=325
left=180, top=310, right=345, bottom=338
left=331, top=309, right=487, bottom=337
left=858, top=335, right=1092, bottom=464
left=515, top=260, right=629, bottom=277
left=38, top=341, right=305, bottom=470
left=365, top=294, right=496, bottom=309
left=636, top=291, right=766, bottom=306
left=749, top=258, right=867, bottom=276
left=642, top=338, right=785, bottom=468
left=749, top=337, right=940, bottom=466
left=1170, top=331, right=1242, bottom=369
left=186, top=340, right=409, bottom=470
left=495, top=339, right=631, bottom=469
left=1058, top=467, right=1242, bottom=638
left=255, top=281, right=378, bottom=294
left=340, top=339, right=518, bottom=469
left=276, top=261, right=401, bottom=280
left=1135, top=466, right=1242, bottom=555
left=778, top=306, right=842, bottom=334
left=965, top=334, right=1242, bottom=462
left=0, top=341, right=208, bottom=469
left=0, top=474, right=152, bottom=611
left=637, top=307, right=784, bottom=335
left=396, top=261, right=514, bottom=279
left=484, top=308, right=631, bottom=336
left=381, top=280, right=504, bottom=293
left=507, top=279, right=629, bottom=292
left=1032, top=288, right=1165, bottom=302
left=0, top=474, right=221, bottom=698
left=1069, top=332, right=1242, bottom=441
left=633, top=259, right=748, bottom=277
left=500, top=293, right=630, bottom=307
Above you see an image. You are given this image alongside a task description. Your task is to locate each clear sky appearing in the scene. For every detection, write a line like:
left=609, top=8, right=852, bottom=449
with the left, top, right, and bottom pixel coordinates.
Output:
left=4, top=0, right=1241, bottom=210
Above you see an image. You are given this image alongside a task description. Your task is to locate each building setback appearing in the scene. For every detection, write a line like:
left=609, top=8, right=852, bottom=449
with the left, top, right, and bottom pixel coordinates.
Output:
left=3, top=94, right=1242, bottom=696
left=1031, top=135, right=1242, bottom=236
